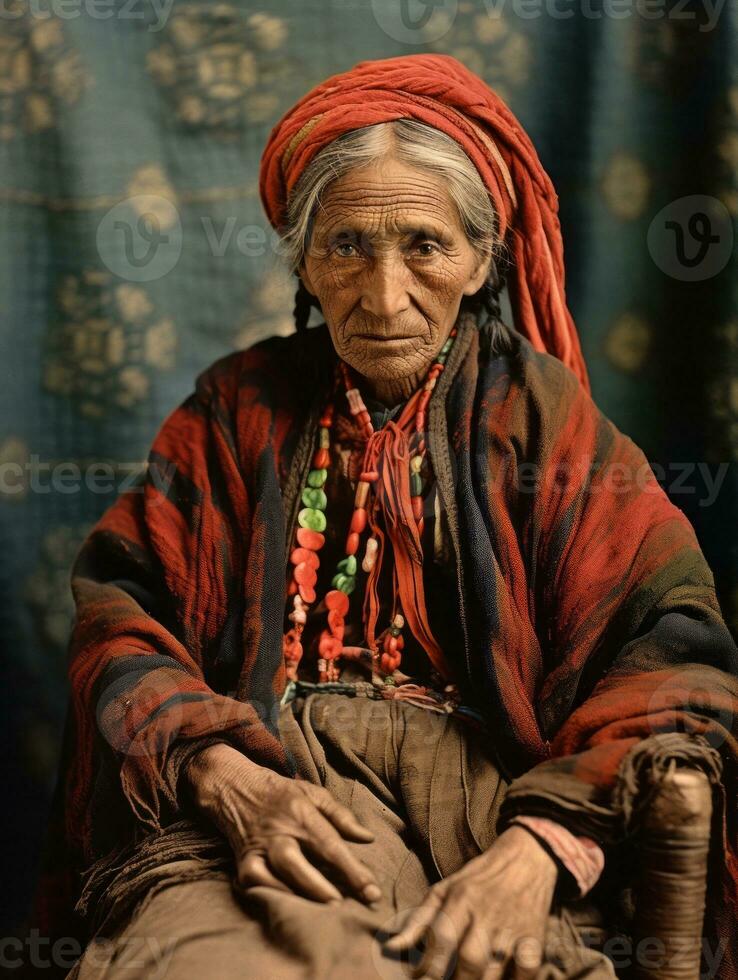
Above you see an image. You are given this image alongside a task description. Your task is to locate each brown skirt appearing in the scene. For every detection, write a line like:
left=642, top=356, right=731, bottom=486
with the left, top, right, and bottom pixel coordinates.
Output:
left=69, top=692, right=617, bottom=979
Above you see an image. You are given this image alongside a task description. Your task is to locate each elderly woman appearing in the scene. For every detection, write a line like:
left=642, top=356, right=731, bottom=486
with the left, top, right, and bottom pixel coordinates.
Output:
left=55, top=55, right=738, bottom=980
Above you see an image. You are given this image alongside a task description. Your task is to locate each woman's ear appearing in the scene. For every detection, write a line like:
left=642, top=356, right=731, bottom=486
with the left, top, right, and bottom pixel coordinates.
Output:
left=462, top=255, right=492, bottom=297
left=298, top=262, right=317, bottom=297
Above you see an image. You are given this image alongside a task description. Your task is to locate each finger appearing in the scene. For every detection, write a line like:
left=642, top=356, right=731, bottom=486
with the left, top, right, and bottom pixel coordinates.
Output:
left=267, top=836, right=343, bottom=903
left=413, top=906, right=466, bottom=980
left=302, top=810, right=382, bottom=903
left=510, top=934, right=544, bottom=980
left=454, top=922, right=494, bottom=980
left=236, top=852, right=290, bottom=893
left=480, top=928, right=515, bottom=980
left=480, top=948, right=509, bottom=980
left=383, top=893, right=444, bottom=951
left=305, top=784, right=375, bottom=842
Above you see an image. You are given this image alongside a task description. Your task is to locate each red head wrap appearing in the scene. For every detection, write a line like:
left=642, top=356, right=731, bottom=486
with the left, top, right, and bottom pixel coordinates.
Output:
left=259, top=53, right=590, bottom=392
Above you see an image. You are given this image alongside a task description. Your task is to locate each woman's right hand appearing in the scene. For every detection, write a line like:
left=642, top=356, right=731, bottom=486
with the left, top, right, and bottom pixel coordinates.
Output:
left=185, top=742, right=382, bottom=905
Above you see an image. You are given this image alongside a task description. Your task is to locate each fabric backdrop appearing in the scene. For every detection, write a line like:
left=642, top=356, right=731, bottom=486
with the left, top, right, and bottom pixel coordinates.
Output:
left=1, top=0, right=736, bottom=939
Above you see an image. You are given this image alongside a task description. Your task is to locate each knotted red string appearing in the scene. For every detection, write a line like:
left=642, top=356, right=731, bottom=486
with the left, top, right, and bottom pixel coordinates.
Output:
left=359, top=396, right=453, bottom=681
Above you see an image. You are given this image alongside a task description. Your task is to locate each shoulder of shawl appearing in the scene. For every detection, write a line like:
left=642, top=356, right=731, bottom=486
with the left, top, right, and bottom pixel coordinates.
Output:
left=481, top=320, right=592, bottom=420
left=191, top=324, right=335, bottom=415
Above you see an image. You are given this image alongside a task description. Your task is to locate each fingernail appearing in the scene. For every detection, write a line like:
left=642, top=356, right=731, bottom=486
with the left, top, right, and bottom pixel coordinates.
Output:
left=363, top=883, right=382, bottom=903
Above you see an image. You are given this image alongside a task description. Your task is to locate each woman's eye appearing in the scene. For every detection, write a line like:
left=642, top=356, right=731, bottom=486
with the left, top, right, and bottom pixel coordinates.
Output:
left=415, top=240, right=440, bottom=256
left=334, top=242, right=358, bottom=258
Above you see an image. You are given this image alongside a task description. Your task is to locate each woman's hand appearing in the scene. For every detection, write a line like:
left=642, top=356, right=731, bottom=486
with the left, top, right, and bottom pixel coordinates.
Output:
left=185, top=742, right=382, bottom=905
left=384, top=825, right=558, bottom=979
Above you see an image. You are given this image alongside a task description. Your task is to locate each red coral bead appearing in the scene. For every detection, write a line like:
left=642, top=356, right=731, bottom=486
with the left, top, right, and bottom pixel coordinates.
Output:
left=313, top=448, right=330, bottom=469
left=283, top=634, right=303, bottom=663
left=290, top=547, right=319, bottom=568
left=345, top=532, right=360, bottom=555
left=350, top=508, right=367, bottom=533
left=298, top=584, right=316, bottom=604
left=325, top=589, right=349, bottom=615
left=296, top=527, right=325, bottom=551
left=294, top=562, right=317, bottom=588
left=319, top=631, right=342, bottom=660
left=327, top=609, right=345, bottom=638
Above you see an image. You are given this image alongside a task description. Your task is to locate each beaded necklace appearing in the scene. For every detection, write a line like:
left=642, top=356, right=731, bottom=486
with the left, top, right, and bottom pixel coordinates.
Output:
left=282, top=329, right=457, bottom=685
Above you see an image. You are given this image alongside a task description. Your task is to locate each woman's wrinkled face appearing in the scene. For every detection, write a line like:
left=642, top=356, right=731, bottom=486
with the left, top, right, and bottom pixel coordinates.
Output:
left=299, top=158, right=489, bottom=389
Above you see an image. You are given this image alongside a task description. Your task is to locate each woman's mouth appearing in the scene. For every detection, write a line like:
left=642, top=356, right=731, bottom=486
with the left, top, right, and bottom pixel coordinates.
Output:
left=354, top=332, right=418, bottom=343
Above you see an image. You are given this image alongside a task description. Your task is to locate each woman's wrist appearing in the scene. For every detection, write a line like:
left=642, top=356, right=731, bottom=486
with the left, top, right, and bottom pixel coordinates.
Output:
left=501, top=824, right=559, bottom=882
left=184, top=742, right=260, bottom=808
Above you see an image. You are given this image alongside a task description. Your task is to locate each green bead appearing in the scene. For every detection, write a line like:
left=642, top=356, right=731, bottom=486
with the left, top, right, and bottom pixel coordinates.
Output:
left=337, top=555, right=357, bottom=576
left=298, top=507, right=326, bottom=532
left=410, top=472, right=423, bottom=496
left=302, top=487, right=327, bottom=510
left=307, top=468, right=327, bottom=488
left=331, top=573, right=355, bottom=595
left=441, top=337, right=453, bottom=353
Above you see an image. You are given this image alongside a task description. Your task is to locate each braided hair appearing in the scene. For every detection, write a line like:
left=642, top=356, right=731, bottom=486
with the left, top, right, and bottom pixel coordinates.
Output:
left=292, top=277, right=317, bottom=333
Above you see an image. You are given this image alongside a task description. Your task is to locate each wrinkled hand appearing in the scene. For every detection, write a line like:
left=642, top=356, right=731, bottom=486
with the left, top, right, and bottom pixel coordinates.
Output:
left=185, top=743, right=381, bottom=904
left=384, top=826, right=558, bottom=980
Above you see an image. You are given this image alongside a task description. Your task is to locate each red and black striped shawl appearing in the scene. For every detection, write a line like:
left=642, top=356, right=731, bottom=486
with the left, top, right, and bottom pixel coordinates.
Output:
left=57, top=315, right=738, bottom=974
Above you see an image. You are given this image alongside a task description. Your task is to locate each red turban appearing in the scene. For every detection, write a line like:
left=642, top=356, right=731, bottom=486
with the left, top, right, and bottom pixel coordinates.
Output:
left=259, top=53, right=590, bottom=392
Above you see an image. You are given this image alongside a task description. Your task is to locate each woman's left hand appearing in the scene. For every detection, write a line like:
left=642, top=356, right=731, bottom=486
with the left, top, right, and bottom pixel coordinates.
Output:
left=384, top=825, right=558, bottom=979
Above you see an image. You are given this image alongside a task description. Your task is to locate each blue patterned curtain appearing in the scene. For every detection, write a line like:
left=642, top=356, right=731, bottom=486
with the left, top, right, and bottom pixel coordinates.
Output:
left=2, top=0, right=735, bottom=934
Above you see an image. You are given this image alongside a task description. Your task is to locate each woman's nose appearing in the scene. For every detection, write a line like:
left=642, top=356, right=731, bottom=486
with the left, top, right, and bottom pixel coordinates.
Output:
left=360, top=261, right=411, bottom=319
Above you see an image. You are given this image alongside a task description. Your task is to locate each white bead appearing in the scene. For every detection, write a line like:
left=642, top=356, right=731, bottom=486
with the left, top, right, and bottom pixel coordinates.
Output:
left=346, top=388, right=366, bottom=416
left=362, top=536, right=379, bottom=573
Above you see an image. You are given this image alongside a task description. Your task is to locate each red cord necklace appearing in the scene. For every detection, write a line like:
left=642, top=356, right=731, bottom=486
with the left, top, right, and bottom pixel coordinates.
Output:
left=282, top=329, right=457, bottom=684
